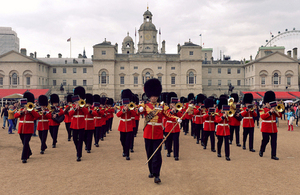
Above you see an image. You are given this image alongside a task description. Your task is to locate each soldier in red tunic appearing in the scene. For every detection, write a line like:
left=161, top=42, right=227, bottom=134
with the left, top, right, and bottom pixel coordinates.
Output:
left=259, top=91, right=281, bottom=160
left=64, top=94, right=73, bottom=141
left=187, top=93, right=195, bottom=137
left=215, top=97, right=231, bottom=161
left=130, top=94, right=140, bottom=153
left=84, top=93, right=97, bottom=153
left=193, top=94, right=206, bottom=145
left=202, top=98, right=216, bottom=152
left=93, top=94, right=105, bottom=147
left=241, top=93, right=257, bottom=152
left=138, top=79, right=181, bottom=184
left=228, top=93, right=242, bottom=147
left=14, top=92, right=40, bottom=163
left=36, top=95, right=52, bottom=154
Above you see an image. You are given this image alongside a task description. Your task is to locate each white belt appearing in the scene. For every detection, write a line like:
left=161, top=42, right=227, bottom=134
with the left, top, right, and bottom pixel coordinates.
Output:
left=85, top=118, right=94, bottom=121
left=262, top=120, right=276, bottom=123
left=19, top=121, right=34, bottom=123
left=166, top=120, right=176, bottom=124
left=120, top=119, right=131, bottom=122
left=147, top=122, right=163, bottom=126
left=94, top=117, right=101, bottom=119
left=244, top=117, right=253, bottom=119
left=73, top=115, right=84, bottom=118
left=205, top=121, right=214, bottom=123
left=195, top=115, right=203, bottom=117
left=218, top=124, right=229, bottom=126
left=38, top=120, right=48, bottom=122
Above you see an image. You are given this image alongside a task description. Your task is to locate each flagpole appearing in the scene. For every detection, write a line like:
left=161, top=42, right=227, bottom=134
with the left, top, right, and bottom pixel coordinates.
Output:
left=199, top=34, right=202, bottom=47
left=159, top=28, right=161, bottom=53
left=135, top=27, right=137, bottom=53
left=70, top=38, right=71, bottom=58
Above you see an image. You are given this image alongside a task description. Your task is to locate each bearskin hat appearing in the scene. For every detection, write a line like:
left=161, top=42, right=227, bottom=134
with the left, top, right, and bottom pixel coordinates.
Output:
left=93, top=94, right=100, bottom=103
left=218, top=97, right=228, bottom=110
left=230, top=93, right=239, bottom=103
left=204, top=98, right=214, bottom=108
left=243, top=93, right=253, bottom=104
left=100, top=97, right=106, bottom=105
left=264, top=91, right=276, bottom=103
left=208, top=96, right=217, bottom=104
left=187, top=93, right=195, bottom=101
left=121, top=89, right=133, bottom=101
left=144, top=78, right=162, bottom=98
left=23, top=91, right=35, bottom=103
left=220, top=94, right=229, bottom=99
left=38, top=95, right=48, bottom=106
left=161, top=92, right=169, bottom=103
left=133, top=94, right=139, bottom=104
left=74, top=86, right=86, bottom=99
left=50, top=94, right=59, bottom=104
left=167, top=92, right=177, bottom=104
left=195, top=94, right=206, bottom=104
left=107, top=98, right=114, bottom=105
left=85, top=93, right=94, bottom=105
left=66, top=94, right=73, bottom=103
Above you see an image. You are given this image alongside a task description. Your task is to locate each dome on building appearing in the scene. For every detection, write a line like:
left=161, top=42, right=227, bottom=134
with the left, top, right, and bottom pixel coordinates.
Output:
left=123, top=32, right=133, bottom=43
left=143, top=10, right=152, bottom=16
left=139, top=22, right=157, bottom=31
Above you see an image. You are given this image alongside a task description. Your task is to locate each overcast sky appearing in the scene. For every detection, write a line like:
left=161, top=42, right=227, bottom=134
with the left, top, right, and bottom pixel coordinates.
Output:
left=1, top=0, right=299, bottom=60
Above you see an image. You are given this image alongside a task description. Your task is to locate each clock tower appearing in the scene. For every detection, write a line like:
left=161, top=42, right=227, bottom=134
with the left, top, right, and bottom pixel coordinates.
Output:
left=137, top=8, right=158, bottom=53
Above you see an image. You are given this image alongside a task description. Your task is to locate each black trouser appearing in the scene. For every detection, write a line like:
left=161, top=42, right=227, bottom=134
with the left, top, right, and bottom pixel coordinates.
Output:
left=203, top=131, right=215, bottom=150
left=166, top=132, right=180, bottom=157
left=38, top=130, right=48, bottom=151
left=19, top=134, right=32, bottom=160
left=101, top=124, right=107, bottom=139
left=229, top=125, right=240, bottom=144
left=94, top=126, right=102, bottom=144
left=109, top=117, right=113, bottom=131
left=65, top=122, right=72, bottom=140
left=183, top=119, right=189, bottom=133
left=130, top=129, right=135, bottom=150
left=133, top=120, right=139, bottom=136
left=217, top=135, right=230, bottom=157
left=243, top=127, right=254, bottom=150
left=194, top=124, right=203, bottom=141
left=72, top=128, right=85, bottom=158
left=296, top=117, right=299, bottom=126
left=260, top=132, right=277, bottom=157
left=120, top=131, right=133, bottom=157
left=84, top=130, right=94, bottom=151
left=49, top=125, right=59, bottom=145
left=145, top=138, right=162, bottom=177
left=191, top=120, right=195, bottom=136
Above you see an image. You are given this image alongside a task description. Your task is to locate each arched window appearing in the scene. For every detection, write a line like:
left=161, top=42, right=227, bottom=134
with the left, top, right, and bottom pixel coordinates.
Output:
left=12, top=73, right=18, bottom=85
left=99, top=71, right=109, bottom=85
left=188, top=72, right=194, bottom=84
left=101, top=72, right=107, bottom=84
left=145, top=72, right=151, bottom=81
left=273, top=73, right=279, bottom=85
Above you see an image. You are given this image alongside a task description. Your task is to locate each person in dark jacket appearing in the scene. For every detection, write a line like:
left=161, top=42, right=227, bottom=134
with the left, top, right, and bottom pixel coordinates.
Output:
left=1, top=104, right=9, bottom=129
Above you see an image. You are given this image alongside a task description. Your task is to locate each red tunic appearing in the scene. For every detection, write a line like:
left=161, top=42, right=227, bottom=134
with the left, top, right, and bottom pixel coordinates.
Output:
left=203, top=114, right=216, bottom=131
left=84, top=106, right=98, bottom=130
left=241, top=107, right=257, bottom=128
left=64, top=105, right=72, bottom=123
left=94, top=109, right=105, bottom=127
left=116, top=106, right=136, bottom=132
left=69, top=106, right=89, bottom=129
left=140, top=102, right=178, bottom=139
left=193, top=107, right=205, bottom=124
left=49, top=107, right=64, bottom=126
left=164, top=110, right=182, bottom=133
left=37, top=111, right=52, bottom=131
left=228, top=114, right=241, bottom=126
left=14, top=109, right=40, bottom=134
left=260, top=108, right=281, bottom=133
left=215, top=113, right=230, bottom=136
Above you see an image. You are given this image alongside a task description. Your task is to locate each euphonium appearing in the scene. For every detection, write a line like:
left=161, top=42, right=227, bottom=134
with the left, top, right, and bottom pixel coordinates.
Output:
left=79, top=99, right=86, bottom=108
left=228, top=107, right=235, bottom=117
left=175, top=102, right=183, bottom=111
left=275, top=103, right=285, bottom=112
left=25, top=102, right=35, bottom=111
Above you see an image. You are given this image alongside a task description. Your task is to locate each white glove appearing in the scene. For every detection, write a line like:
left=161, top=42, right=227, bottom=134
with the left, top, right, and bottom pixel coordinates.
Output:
left=177, top=118, right=182, bottom=123
left=139, top=107, right=144, bottom=112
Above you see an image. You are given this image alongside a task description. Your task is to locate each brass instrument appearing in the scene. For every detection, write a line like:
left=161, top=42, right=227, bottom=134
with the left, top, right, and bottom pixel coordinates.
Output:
left=175, top=102, right=183, bottom=111
left=228, top=107, right=235, bottom=117
left=128, top=102, right=136, bottom=110
left=79, top=99, right=86, bottom=108
left=275, top=103, right=285, bottom=112
left=25, top=102, right=35, bottom=111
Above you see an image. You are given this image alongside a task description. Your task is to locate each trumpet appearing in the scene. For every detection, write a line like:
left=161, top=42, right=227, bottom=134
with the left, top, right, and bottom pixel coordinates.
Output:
left=275, top=103, right=285, bottom=112
left=79, top=99, right=86, bottom=108
left=25, top=102, right=35, bottom=112
left=175, top=102, right=183, bottom=111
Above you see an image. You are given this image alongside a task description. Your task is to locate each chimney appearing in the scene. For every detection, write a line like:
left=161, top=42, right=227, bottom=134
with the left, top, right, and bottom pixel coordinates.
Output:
left=250, top=55, right=252, bottom=61
left=58, top=53, right=62, bottom=58
left=177, top=44, right=180, bottom=53
left=30, top=53, right=34, bottom=58
left=20, top=48, right=27, bottom=56
left=34, top=51, right=37, bottom=58
left=161, top=40, right=165, bottom=54
left=287, top=50, right=292, bottom=57
left=293, top=48, right=297, bottom=60
left=47, top=54, right=50, bottom=58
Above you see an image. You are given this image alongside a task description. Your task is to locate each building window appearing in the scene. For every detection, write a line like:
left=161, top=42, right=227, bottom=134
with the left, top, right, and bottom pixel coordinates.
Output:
left=261, top=77, right=265, bottom=85
left=273, top=73, right=279, bottom=85
left=120, top=67, right=124, bottom=70
left=237, top=68, right=240, bottom=74
left=26, top=77, right=30, bottom=85
left=171, top=76, right=175, bottom=85
left=73, top=68, right=76, bottom=73
left=73, top=80, right=77, bottom=86
left=42, top=78, right=44, bottom=85
left=158, top=67, right=162, bottom=70
left=188, top=72, right=194, bottom=84
left=102, top=51, right=106, bottom=55
left=158, top=76, right=162, bottom=83
left=218, top=80, right=221, bottom=86
left=287, top=77, right=291, bottom=86
left=53, top=80, right=56, bottom=86
left=42, top=66, right=44, bottom=72
left=83, top=68, right=87, bottom=73
left=12, top=73, right=18, bottom=85
left=228, top=80, right=231, bottom=86
left=171, top=67, right=175, bottom=70
left=237, top=80, right=241, bottom=86
left=53, top=68, right=56, bottom=73
left=134, top=76, right=138, bottom=85
left=208, top=80, right=212, bottom=86
left=63, top=80, right=66, bottom=86
left=0, top=77, right=3, bottom=85
left=63, top=68, right=66, bottom=73
left=208, top=68, right=211, bottom=74
left=83, top=80, right=87, bottom=86
left=39, top=65, right=40, bottom=71
left=134, top=66, right=138, bottom=69
left=189, top=51, right=193, bottom=55
left=101, top=72, right=107, bottom=84
left=65, top=60, right=67, bottom=64
left=218, top=68, right=221, bottom=74
left=120, top=76, right=124, bottom=85
left=228, top=68, right=231, bottom=74
left=145, top=72, right=151, bottom=83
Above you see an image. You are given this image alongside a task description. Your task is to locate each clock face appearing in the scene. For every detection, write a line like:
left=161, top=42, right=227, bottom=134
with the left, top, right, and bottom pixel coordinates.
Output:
left=145, top=34, right=151, bottom=40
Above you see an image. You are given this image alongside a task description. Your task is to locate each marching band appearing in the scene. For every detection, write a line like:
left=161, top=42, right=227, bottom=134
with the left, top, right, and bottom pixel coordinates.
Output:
left=10, top=81, right=285, bottom=184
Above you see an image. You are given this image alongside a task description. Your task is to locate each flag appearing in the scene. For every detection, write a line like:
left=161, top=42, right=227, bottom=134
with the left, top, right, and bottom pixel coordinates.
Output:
left=67, top=38, right=71, bottom=42
left=159, top=28, right=161, bottom=35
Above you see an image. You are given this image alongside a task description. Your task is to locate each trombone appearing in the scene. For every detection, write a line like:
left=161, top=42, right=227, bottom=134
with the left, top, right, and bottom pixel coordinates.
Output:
left=78, top=99, right=86, bottom=108
left=175, top=102, right=183, bottom=111
left=275, top=103, right=285, bottom=112
left=25, top=102, right=35, bottom=112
